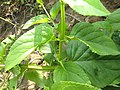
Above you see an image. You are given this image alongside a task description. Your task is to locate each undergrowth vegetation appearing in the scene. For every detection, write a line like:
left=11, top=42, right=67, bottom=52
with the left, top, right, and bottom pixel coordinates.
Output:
left=0, top=0, right=120, bottom=90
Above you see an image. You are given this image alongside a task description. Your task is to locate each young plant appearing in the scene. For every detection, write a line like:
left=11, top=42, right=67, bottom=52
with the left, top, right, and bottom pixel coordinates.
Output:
left=1, top=0, right=120, bottom=89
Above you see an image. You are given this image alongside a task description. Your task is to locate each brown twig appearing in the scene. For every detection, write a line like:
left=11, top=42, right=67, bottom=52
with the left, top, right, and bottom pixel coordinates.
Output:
left=0, top=17, right=16, bottom=26
left=65, top=13, right=81, bottom=22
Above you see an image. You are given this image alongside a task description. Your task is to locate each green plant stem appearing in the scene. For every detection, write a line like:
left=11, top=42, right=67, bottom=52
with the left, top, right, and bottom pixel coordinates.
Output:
left=59, top=0, right=66, bottom=60
left=0, top=64, right=5, bottom=68
left=0, top=64, right=55, bottom=71
left=27, top=65, right=55, bottom=71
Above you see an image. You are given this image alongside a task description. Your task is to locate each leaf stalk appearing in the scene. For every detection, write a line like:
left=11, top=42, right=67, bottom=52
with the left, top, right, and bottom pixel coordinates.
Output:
left=0, top=64, right=55, bottom=71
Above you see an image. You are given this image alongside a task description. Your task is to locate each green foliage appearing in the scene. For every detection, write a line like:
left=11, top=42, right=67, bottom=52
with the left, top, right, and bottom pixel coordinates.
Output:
left=0, top=0, right=120, bottom=89
left=70, top=22, right=120, bottom=55
left=22, top=14, right=49, bottom=29
left=106, top=8, right=120, bottom=31
left=8, top=66, right=21, bottom=89
left=50, top=1, right=60, bottom=20
left=63, top=0, right=110, bottom=16
left=76, top=60, right=120, bottom=87
left=53, top=62, right=90, bottom=84
left=8, top=77, right=17, bottom=90
left=36, top=0, right=44, bottom=5
left=93, top=21, right=112, bottom=37
left=51, top=81, right=101, bottom=90
left=5, top=24, right=54, bottom=71
left=25, top=70, right=44, bottom=87
left=0, top=35, right=15, bottom=64
left=66, top=40, right=95, bottom=61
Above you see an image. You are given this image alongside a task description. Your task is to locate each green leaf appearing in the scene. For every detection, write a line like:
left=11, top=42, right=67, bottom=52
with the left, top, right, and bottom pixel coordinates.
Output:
left=44, top=74, right=54, bottom=87
left=50, top=1, right=60, bottom=20
left=93, top=21, right=112, bottom=37
left=1, top=34, right=15, bottom=47
left=67, top=40, right=96, bottom=61
left=44, top=86, right=49, bottom=90
left=106, top=8, right=120, bottom=23
left=25, top=70, right=44, bottom=87
left=0, top=35, right=15, bottom=63
left=22, top=14, right=49, bottom=29
left=20, top=0, right=25, bottom=4
left=63, top=0, right=110, bottom=16
left=106, top=8, right=120, bottom=31
left=51, top=81, right=101, bottom=90
left=53, top=62, right=90, bottom=84
left=112, top=31, right=120, bottom=45
left=0, top=44, right=6, bottom=63
left=112, top=76, right=120, bottom=85
left=70, top=22, right=120, bottom=55
left=8, top=66, right=21, bottom=90
left=5, top=24, right=54, bottom=71
left=96, top=55, right=120, bottom=60
left=44, top=53, right=55, bottom=64
left=39, top=43, right=51, bottom=53
left=8, top=77, right=17, bottom=90
left=11, top=65, right=21, bottom=76
left=0, top=43, right=3, bottom=52
left=36, top=0, right=44, bottom=5
left=76, top=60, right=120, bottom=88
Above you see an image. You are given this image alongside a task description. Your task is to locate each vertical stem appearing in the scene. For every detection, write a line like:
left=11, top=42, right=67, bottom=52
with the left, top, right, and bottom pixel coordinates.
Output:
left=59, top=0, right=66, bottom=60
left=60, top=0, right=65, bottom=39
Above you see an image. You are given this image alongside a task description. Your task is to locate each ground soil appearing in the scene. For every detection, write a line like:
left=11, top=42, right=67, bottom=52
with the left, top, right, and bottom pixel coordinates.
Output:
left=0, top=0, right=120, bottom=39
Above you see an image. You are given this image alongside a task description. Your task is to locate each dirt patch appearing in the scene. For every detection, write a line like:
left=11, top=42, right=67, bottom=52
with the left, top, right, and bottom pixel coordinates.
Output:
left=0, top=0, right=120, bottom=37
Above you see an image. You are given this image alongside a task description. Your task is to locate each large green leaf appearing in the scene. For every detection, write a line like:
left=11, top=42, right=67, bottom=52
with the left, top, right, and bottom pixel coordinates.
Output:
left=53, top=62, right=90, bottom=84
left=5, top=24, right=54, bottom=71
left=63, top=0, right=110, bottom=16
left=106, top=8, right=120, bottom=31
left=75, top=60, right=120, bottom=88
left=22, top=14, right=49, bottom=29
left=66, top=40, right=96, bottom=61
left=51, top=81, right=101, bottom=90
left=70, top=22, right=120, bottom=55
left=66, top=39, right=120, bottom=87
left=66, top=39, right=120, bottom=61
